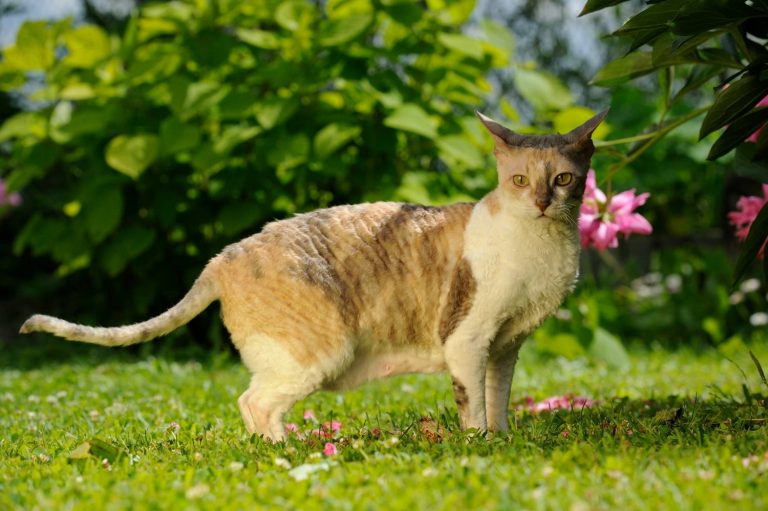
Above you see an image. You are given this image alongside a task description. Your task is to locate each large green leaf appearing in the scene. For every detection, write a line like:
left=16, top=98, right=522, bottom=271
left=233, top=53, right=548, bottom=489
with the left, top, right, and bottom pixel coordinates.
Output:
left=63, top=25, right=111, bottom=68
left=100, top=226, right=156, bottom=276
left=592, top=52, right=655, bottom=86
left=514, top=68, right=573, bottom=112
left=707, top=108, right=768, bottom=160
left=436, top=135, right=484, bottom=167
left=235, top=28, right=281, bottom=49
left=384, top=104, right=438, bottom=139
left=480, top=20, right=515, bottom=57
left=314, top=123, right=361, bottom=159
left=426, top=0, right=474, bottom=25
left=50, top=102, right=115, bottom=144
left=672, top=0, right=759, bottom=36
left=2, top=21, right=55, bottom=71
left=105, top=134, right=160, bottom=179
left=437, top=33, right=485, bottom=61
left=317, top=14, right=373, bottom=46
left=83, top=186, right=123, bottom=244
left=700, top=74, right=768, bottom=139
left=0, top=112, right=47, bottom=142
left=253, top=97, right=299, bottom=130
left=212, top=125, right=261, bottom=154
left=614, top=0, right=689, bottom=51
left=579, top=0, right=630, bottom=16
left=589, top=327, right=630, bottom=369
left=275, top=0, right=315, bottom=31
left=159, top=117, right=201, bottom=156
left=267, top=133, right=310, bottom=173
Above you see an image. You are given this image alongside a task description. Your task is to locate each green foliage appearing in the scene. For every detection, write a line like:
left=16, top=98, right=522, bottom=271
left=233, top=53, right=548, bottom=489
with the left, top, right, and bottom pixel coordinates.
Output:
left=581, top=0, right=768, bottom=283
left=0, top=0, right=525, bottom=322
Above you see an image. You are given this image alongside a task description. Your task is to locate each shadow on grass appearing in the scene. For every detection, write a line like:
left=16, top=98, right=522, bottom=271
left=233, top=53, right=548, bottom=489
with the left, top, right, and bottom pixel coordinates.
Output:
left=0, top=331, right=236, bottom=371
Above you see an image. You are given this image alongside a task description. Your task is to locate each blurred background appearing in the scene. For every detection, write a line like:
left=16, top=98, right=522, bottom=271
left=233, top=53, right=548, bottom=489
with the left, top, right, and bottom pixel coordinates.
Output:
left=0, top=0, right=765, bottom=365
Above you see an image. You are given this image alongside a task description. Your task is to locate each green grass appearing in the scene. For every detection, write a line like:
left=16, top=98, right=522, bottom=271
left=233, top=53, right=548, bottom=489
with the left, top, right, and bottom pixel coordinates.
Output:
left=1, top=338, right=767, bottom=510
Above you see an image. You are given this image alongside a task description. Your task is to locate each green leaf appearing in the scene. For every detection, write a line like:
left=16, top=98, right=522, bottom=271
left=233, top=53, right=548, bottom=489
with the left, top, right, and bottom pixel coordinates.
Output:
left=314, top=123, right=361, bottom=159
left=384, top=104, right=438, bottom=139
left=535, top=333, right=586, bottom=359
left=267, top=133, right=310, bottom=173
left=614, top=0, right=688, bottom=51
left=480, top=20, right=515, bottom=56
left=170, top=80, right=229, bottom=121
left=700, top=74, right=768, bottom=139
left=589, top=327, right=630, bottom=369
left=426, top=0, right=474, bottom=25
left=105, top=134, right=160, bottom=179
left=2, top=21, right=55, bottom=71
left=218, top=202, right=262, bottom=236
left=513, top=67, right=573, bottom=112
left=436, top=135, right=484, bottom=167
left=579, top=0, right=630, bottom=16
left=83, top=186, right=123, bottom=244
left=317, top=14, right=373, bottom=47
left=235, top=28, right=281, bottom=49
left=275, top=1, right=314, bottom=31
left=437, top=33, right=485, bottom=61
left=63, top=25, right=111, bottom=68
left=159, top=117, right=201, bottom=156
left=0, top=112, right=47, bottom=142
left=707, top=108, right=768, bottom=160
left=671, top=0, right=759, bottom=36
left=592, top=52, right=655, bottom=86
left=253, top=96, right=299, bottom=130
left=212, top=124, right=261, bottom=154
left=100, top=226, right=156, bottom=276
left=733, top=202, right=768, bottom=286
left=50, top=102, right=115, bottom=144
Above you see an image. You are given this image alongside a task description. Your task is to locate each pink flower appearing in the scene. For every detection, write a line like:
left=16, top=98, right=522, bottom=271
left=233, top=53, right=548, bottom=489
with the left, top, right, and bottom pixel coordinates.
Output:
left=579, top=169, right=652, bottom=250
left=168, top=421, right=180, bottom=433
left=303, top=409, right=316, bottom=421
left=519, top=395, right=597, bottom=413
left=728, top=184, right=768, bottom=258
left=323, top=421, right=342, bottom=433
left=0, top=179, right=22, bottom=207
left=746, top=95, right=768, bottom=143
left=323, top=442, right=338, bottom=456
left=284, top=423, right=299, bottom=433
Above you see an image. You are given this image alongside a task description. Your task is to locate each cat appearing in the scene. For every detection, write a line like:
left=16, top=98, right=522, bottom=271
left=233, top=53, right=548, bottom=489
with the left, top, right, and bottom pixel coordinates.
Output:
left=20, top=109, right=608, bottom=441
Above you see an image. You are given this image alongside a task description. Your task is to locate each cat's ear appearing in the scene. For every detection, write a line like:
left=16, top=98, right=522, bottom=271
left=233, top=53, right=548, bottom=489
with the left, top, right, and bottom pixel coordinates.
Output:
left=564, top=108, right=609, bottom=144
left=475, top=111, right=526, bottom=149
left=562, top=108, right=609, bottom=164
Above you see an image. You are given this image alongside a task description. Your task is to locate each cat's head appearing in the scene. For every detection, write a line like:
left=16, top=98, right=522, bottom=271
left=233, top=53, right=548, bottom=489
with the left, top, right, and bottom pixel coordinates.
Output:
left=477, top=109, right=608, bottom=225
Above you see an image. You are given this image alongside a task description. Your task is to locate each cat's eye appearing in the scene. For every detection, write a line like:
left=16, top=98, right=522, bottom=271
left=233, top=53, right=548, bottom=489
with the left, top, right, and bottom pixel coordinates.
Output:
left=512, top=175, right=529, bottom=187
left=555, top=173, right=573, bottom=186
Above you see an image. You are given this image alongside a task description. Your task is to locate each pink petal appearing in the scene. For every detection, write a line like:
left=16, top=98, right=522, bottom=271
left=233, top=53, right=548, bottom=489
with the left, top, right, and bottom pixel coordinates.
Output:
left=616, top=213, right=653, bottom=236
left=608, top=190, right=649, bottom=216
left=303, top=410, right=316, bottom=421
left=284, top=423, right=299, bottom=433
left=592, top=221, right=620, bottom=250
left=323, top=442, right=338, bottom=456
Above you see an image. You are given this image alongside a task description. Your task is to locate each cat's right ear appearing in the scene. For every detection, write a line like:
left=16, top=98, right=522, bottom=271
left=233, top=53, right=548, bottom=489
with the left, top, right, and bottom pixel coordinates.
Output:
left=475, top=111, right=526, bottom=150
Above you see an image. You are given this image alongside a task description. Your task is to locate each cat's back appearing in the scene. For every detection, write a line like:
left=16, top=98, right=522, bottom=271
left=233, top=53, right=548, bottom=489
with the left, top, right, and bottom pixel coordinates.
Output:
left=215, top=201, right=475, bottom=347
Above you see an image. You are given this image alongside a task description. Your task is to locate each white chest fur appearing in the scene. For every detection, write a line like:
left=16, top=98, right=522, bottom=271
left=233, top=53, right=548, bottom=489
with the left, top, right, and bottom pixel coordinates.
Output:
left=463, top=203, right=580, bottom=343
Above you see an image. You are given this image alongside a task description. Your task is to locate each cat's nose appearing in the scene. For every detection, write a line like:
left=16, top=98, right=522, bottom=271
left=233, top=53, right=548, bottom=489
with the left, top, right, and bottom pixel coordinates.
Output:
left=535, top=198, right=550, bottom=212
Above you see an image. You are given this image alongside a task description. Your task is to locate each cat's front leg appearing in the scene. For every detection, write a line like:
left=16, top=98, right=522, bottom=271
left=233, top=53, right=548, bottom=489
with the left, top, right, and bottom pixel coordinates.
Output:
left=485, top=343, right=521, bottom=433
left=444, top=329, right=494, bottom=433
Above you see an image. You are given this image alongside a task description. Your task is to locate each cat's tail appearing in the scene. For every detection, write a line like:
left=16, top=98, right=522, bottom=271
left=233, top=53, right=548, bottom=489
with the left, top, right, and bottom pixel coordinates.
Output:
left=18, top=268, right=219, bottom=347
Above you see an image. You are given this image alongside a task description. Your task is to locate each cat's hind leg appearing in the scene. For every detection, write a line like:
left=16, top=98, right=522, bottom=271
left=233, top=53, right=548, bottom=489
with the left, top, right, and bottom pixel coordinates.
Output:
left=235, top=333, right=352, bottom=442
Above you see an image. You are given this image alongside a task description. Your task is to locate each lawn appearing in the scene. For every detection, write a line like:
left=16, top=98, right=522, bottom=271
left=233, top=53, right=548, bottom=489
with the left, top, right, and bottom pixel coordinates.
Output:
left=1, top=337, right=767, bottom=510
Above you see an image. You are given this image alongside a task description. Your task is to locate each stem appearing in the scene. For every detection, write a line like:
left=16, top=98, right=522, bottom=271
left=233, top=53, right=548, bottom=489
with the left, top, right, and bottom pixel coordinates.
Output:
left=598, top=105, right=710, bottom=188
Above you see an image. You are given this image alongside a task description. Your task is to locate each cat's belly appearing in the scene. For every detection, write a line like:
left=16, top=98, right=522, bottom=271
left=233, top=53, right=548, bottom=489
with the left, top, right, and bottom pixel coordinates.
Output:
left=323, top=348, right=446, bottom=391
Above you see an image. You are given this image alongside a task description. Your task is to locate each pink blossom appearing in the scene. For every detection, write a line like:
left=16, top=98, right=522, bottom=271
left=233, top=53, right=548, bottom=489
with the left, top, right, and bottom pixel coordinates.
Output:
left=303, top=409, right=316, bottom=421
left=746, top=95, right=768, bottom=143
left=323, top=421, right=342, bottom=433
left=519, top=395, right=597, bottom=413
left=728, top=184, right=768, bottom=258
left=0, top=179, right=22, bottom=207
left=579, top=169, right=652, bottom=250
left=323, top=442, right=338, bottom=456
left=284, top=423, right=299, bottom=433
